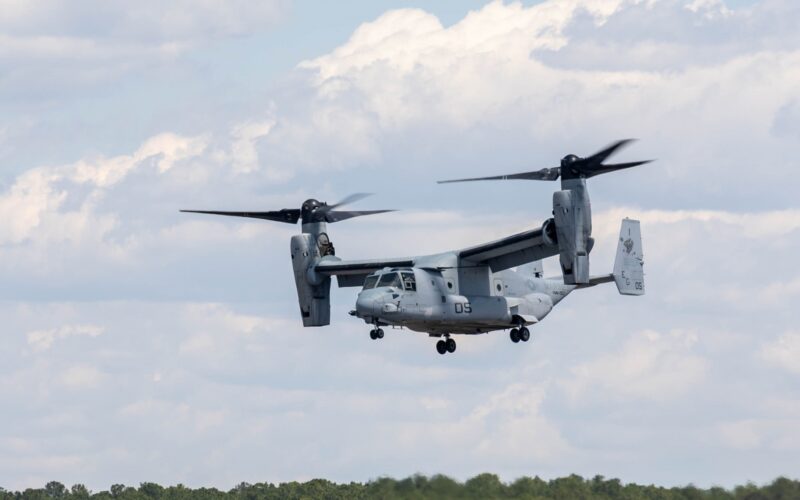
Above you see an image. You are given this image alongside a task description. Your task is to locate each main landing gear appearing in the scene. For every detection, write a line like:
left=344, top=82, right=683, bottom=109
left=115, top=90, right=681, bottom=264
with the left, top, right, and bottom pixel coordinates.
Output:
left=369, top=327, right=384, bottom=340
left=436, top=336, right=457, bottom=355
left=509, top=327, right=531, bottom=343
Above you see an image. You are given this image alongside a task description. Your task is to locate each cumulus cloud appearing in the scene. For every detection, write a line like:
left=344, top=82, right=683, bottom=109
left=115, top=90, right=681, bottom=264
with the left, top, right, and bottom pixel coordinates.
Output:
left=60, top=364, right=104, bottom=389
left=0, top=125, right=305, bottom=264
left=3, top=301, right=571, bottom=487
left=0, top=0, right=288, bottom=41
left=716, top=417, right=800, bottom=452
left=561, top=330, right=707, bottom=403
left=463, top=383, right=571, bottom=462
left=26, top=324, right=104, bottom=351
left=596, top=207, right=800, bottom=239
left=228, top=120, right=276, bottom=174
left=0, top=132, right=207, bottom=246
left=760, top=332, right=800, bottom=374
left=716, top=419, right=762, bottom=450
left=2, top=0, right=800, bottom=491
left=292, top=0, right=800, bottom=209
left=0, top=0, right=289, bottom=108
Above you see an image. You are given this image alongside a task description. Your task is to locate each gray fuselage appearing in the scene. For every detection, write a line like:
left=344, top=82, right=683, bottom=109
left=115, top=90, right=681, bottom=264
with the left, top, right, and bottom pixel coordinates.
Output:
left=354, top=267, right=575, bottom=335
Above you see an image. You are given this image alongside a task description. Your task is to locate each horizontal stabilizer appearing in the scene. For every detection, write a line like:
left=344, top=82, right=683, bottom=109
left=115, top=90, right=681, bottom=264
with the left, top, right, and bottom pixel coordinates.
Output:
left=575, top=274, right=614, bottom=289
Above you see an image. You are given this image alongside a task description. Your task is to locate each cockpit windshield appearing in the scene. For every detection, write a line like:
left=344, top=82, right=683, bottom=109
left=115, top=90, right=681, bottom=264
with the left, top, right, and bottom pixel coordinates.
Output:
left=377, top=272, right=402, bottom=289
left=363, top=275, right=379, bottom=289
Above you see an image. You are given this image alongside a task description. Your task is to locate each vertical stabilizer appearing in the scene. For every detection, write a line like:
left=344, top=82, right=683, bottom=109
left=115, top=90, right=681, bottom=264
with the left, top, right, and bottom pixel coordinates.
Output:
left=613, top=219, right=645, bottom=295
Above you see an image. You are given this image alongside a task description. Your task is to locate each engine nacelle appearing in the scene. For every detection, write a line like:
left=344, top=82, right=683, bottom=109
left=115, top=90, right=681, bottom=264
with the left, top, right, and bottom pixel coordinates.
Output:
left=290, top=234, right=331, bottom=326
left=552, top=188, right=591, bottom=284
left=541, top=218, right=558, bottom=247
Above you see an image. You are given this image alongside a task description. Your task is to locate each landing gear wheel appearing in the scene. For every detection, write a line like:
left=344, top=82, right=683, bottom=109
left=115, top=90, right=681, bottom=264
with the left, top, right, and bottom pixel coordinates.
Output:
left=376, top=328, right=385, bottom=339
left=369, top=329, right=377, bottom=340
left=510, top=328, right=520, bottom=343
left=519, top=327, right=530, bottom=342
left=446, top=338, right=456, bottom=353
left=436, top=340, right=447, bottom=355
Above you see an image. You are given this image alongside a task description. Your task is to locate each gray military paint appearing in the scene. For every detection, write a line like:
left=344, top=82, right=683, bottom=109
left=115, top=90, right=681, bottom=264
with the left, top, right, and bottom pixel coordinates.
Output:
left=350, top=218, right=644, bottom=338
left=181, top=140, right=650, bottom=353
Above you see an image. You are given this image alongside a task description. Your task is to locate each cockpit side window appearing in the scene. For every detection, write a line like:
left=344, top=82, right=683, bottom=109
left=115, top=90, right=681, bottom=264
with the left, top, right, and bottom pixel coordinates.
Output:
left=363, top=275, right=379, bottom=289
left=377, top=272, right=402, bottom=289
left=401, top=272, right=416, bottom=292
left=317, top=232, right=335, bottom=256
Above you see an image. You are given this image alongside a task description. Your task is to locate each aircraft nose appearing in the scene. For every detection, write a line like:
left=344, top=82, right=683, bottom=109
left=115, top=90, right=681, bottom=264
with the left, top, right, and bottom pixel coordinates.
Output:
left=356, top=293, right=378, bottom=317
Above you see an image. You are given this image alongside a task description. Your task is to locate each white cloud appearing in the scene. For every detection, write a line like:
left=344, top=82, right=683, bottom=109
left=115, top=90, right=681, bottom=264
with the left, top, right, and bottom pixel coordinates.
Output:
left=2, top=0, right=800, bottom=490
left=293, top=0, right=800, bottom=196
left=70, top=132, right=208, bottom=186
left=461, top=383, right=571, bottom=462
left=302, top=1, right=625, bottom=85
left=716, top=418, right=800, bottom=452
left=60, top=364, right=104, bottom=389
left=338, top=382, right=572, bottom=476
left=760, top=332, right=800, bottom=374
left=561, top=330, right=707, bottom=403
left=229, top=120, right=275, bottom=174
left=0, top=0, right=288, bottom=43
left=6, top=0, right=799, bottom=268
left=0, top=132, right=208, bottom=246
left=26, top=324, right=104, bottom=351
left=596, top=207, right=800, bottom=239
left=684, top=0, right=731, bottom=18
left=194, top=409, right=227, bottom=432
left=0, top=168, right=64, bottom=244
left=0, top=0, right=289, bottom=111
left=716, top=419, right=762, bottom=450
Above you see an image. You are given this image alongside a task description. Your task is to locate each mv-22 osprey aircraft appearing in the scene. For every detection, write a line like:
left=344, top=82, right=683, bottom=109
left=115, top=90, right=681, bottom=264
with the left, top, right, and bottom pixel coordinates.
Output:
left=182, top=139, right=649, bottom=355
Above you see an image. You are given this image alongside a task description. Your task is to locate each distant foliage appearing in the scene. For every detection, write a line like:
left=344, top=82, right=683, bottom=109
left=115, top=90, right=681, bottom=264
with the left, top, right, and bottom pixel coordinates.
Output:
left=1, top=475, right=799, bottom=500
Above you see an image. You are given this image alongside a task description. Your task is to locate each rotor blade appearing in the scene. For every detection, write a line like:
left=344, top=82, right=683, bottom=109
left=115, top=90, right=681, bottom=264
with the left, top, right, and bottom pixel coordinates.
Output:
left=324, top=192, right=373, bottom=211
left=180, top=209, right=300, bottom=224
left=582, top=160, right=654, bottom=178
left=581, top=139, right=636, bottom=168
left=324, top=209, right=395, bottom=223
left=437, top=167, right=560, bottom=184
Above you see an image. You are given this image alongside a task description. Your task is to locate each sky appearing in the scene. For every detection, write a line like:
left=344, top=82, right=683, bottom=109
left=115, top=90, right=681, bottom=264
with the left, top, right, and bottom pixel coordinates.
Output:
left=1, top=0, right=799, bottom=491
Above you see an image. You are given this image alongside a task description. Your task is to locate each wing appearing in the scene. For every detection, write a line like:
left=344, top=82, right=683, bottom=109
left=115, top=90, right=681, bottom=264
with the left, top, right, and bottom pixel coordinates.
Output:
left=315, top=257, right=415, bottom=287
left=458, top=226, right=558, bottom=272
left=314, top=225, right=558, bottom=285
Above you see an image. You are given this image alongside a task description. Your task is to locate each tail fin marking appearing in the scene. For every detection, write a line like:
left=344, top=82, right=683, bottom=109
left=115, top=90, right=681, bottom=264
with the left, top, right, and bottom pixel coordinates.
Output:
left=613, top=218, right=644, bottom=296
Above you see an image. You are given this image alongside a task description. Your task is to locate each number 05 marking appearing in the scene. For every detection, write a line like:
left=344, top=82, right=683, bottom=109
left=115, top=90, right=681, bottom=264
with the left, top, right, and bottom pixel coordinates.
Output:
left=454, top=303, right=472, bottom=314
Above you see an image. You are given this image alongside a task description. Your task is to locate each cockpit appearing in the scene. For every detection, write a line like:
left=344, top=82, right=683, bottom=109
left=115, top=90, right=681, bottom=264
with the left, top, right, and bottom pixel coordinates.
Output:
left=363, top=269, right=416, bottom=292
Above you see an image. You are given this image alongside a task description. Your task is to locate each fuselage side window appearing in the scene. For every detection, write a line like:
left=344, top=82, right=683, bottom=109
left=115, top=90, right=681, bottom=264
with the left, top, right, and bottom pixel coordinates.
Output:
left=363, top=275, right=379, bottom=289
left=401, top=272, right=416, bottom=292
left=377, top=272, right=402, bottom=289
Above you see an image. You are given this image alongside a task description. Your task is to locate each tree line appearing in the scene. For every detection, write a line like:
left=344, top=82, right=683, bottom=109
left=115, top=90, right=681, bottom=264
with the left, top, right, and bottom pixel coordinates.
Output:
left=1, top=474, right=798, bottom=500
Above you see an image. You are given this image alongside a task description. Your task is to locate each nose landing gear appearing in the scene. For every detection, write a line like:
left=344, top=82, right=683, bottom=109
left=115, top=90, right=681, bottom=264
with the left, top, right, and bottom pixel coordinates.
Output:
left=370, top=328, right=384, bottom=340
left=436, top=335, right=457, bottom=355
left=509, top=327, right=531, bottom=343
